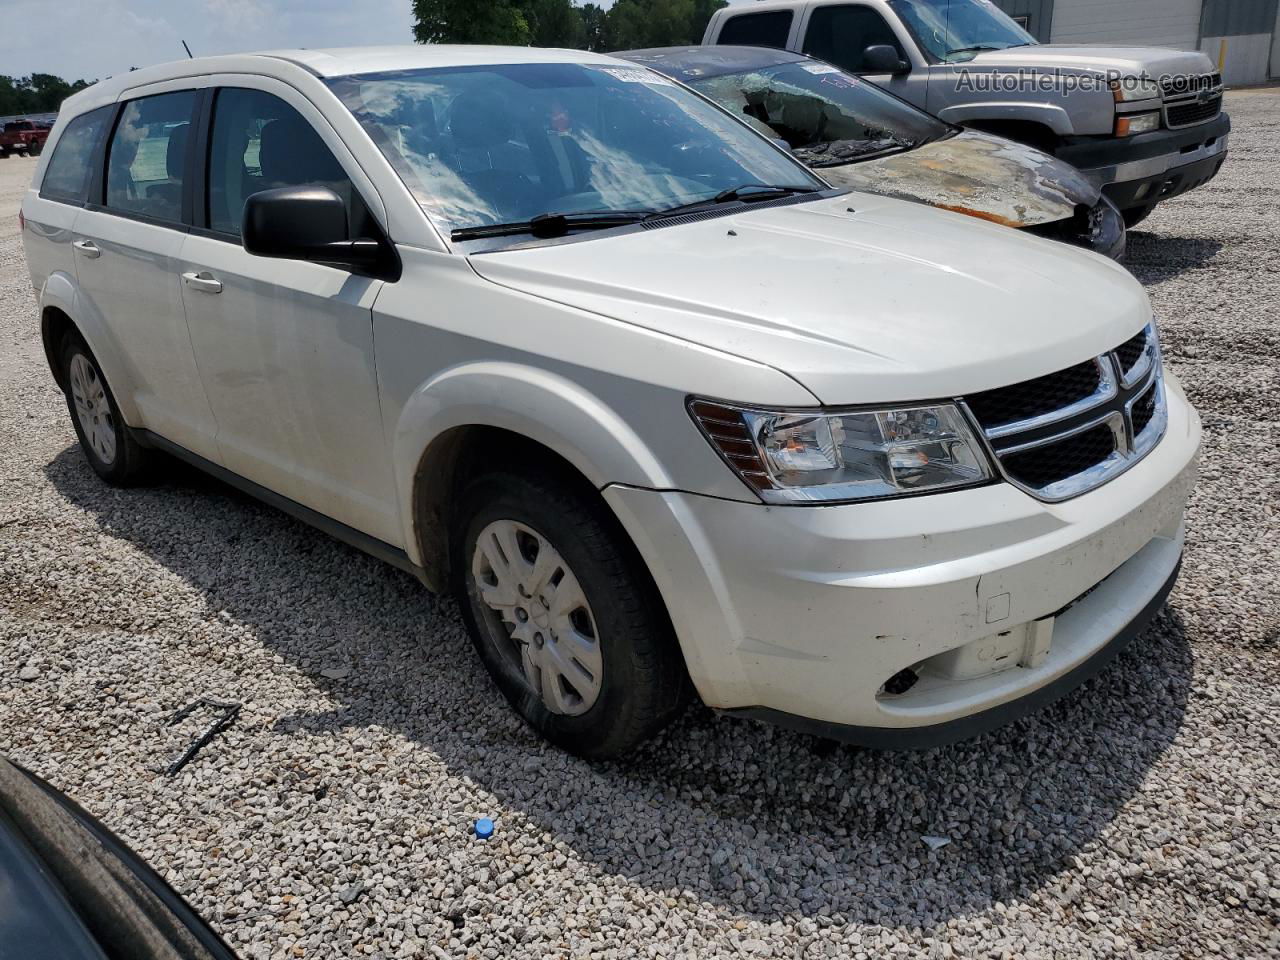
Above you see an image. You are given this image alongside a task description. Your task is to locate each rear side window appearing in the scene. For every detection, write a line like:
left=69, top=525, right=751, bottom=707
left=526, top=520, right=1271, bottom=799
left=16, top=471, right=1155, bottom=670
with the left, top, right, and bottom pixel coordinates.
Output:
left=40, top=107, right=111, bottom=204
left=206, top=87, right=373, bottom=239
left=105, top=91, right=197, bottom=224
left=717, top=10, right=794, bottom=48
left=803, top=4, right=907, bottom=72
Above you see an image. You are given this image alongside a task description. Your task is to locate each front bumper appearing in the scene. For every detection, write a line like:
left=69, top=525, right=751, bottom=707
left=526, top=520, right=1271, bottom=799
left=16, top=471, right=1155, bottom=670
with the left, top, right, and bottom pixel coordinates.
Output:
left=604, top=376, right=1201, bottom=747
left=1026, top=195, right=1126, bottom=261
left=1055, top=113, right=1230, bottom=211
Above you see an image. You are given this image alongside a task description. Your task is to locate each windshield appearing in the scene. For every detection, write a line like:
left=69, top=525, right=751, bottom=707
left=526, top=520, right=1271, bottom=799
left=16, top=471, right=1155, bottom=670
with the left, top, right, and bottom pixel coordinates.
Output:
left=691, top=60, right=950, bottom=167
left=327, top=62, right=821, bottom=242
left=888, top=0, right=1035, bottom=62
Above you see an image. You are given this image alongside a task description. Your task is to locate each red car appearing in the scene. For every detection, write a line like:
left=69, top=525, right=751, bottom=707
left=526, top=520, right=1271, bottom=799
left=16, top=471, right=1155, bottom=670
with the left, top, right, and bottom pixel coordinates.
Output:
left=0, top=119, right=50, bottom=158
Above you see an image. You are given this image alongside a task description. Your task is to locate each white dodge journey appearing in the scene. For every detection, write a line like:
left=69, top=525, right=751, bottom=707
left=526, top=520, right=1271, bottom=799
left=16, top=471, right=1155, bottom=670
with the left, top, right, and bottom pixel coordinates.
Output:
left=20, top=46, right=1200, bottom=758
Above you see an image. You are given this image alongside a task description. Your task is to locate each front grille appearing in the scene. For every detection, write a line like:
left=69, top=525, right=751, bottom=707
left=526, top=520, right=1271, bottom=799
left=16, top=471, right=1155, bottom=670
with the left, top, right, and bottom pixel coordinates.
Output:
left=961, top=323, right=1166, bottom=502
left=1167, top=94, right=1221, bottom=128
left=965, top=360, right=1100, bottom=430
left=1114, top=327, right=1148, bottom=378
left=1002, top=423, right=1117, bottom=490
left=1132, top=382, right=1157, bottom=436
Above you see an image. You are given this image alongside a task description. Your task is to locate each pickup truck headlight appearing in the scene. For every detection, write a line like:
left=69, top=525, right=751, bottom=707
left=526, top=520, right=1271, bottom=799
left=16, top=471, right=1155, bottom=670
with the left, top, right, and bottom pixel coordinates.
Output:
left=1115, top=111, right=1161, bottom=137
left=689, top=399, right=993, bottom=504
left=1112, top=78, right=1161, bottom=102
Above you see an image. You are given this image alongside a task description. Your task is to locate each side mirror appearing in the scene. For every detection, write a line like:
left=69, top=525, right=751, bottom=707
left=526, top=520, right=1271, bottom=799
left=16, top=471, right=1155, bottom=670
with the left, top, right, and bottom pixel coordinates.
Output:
left=242, top=186, right=383, bottom=270
left=862, top=45, right=910, bottom=74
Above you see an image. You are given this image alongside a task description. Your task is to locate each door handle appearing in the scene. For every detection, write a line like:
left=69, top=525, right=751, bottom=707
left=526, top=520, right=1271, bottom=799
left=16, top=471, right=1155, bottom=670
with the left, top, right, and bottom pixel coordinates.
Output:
left=181, top=271, right=223, bottom=294
left=72, top=239, right=101, bottom=259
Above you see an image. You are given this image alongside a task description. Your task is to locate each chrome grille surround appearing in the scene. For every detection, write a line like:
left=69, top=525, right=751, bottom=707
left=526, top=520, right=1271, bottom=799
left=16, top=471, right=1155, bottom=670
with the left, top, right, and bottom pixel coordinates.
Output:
left=961, top=324, right=1167, bottom=503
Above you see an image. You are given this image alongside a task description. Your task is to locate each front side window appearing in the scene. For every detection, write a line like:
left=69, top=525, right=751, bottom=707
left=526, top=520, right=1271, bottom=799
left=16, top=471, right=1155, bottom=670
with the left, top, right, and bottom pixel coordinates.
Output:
left=105, top=91, right=197, bottom=224
left=327, top=62, right=819, bottom=243
left=207, top=88, right=373, bottom=238
left=888, top=0, right=1035, bottom=62
left=40, top=106, right=112, bottom=203
left=693, top=61, right=950, bottom=165
left=717, top=11, right=795, bottom=49
left=802, top=5, right=908, bottom=74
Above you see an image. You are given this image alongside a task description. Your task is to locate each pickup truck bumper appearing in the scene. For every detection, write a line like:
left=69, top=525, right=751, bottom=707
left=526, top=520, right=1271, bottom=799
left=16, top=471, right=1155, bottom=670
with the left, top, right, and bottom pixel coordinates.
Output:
left=1055, top=113, right=1230, bottom=211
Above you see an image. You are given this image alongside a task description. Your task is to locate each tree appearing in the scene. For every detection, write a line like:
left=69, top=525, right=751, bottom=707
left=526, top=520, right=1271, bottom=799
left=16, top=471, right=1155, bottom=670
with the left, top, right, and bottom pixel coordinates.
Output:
left=412, top=0, right=531, bottom=45
left=409, top=0, right=727, bottom=51
left=579, top=3, right=607, bottom=51
left=0, top=74, right=93, bottom=117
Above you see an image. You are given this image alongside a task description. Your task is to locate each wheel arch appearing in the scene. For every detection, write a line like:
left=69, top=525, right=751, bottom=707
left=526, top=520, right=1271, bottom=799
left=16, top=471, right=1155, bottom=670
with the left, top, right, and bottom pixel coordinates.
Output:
left=939, top=103, right=1074, bottom=141
left=38, top=279, right=141, bottom=424
left=395, top=361, right=678, bottom=584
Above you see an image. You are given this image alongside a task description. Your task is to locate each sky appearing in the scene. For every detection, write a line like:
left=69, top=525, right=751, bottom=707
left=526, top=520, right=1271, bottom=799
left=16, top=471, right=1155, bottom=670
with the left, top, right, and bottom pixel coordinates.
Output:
left=0, top=0, right=421, bottom=83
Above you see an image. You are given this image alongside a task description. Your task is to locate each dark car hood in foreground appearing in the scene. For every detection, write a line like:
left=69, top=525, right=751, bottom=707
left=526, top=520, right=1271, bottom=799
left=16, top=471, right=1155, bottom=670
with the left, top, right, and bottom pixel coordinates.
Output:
left=817, top=129, right=1100, bottom=228
left=0, top=758, right=237, bottom=960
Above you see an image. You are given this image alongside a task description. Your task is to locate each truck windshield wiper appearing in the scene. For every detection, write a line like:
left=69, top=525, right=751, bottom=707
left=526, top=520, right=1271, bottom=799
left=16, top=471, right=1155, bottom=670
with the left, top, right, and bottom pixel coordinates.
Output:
left=946, top=44, right=1012, bottom=56
left=451, top=210, right=654, bottom=242
left=650, top=183, right=822, bottom=219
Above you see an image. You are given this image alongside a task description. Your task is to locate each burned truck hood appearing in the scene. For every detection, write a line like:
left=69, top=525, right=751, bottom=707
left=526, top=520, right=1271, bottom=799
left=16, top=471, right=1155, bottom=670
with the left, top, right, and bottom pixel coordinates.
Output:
left=815, top=130, right=1098, bottom=228
left=970, top=44, right=1216, bottom=79
left=468, top=192, right=1148, bottom=405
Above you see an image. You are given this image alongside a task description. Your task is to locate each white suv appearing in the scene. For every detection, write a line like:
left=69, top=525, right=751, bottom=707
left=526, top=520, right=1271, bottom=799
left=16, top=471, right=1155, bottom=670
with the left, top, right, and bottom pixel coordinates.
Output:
left=21, top=45, right=1200, bottom=758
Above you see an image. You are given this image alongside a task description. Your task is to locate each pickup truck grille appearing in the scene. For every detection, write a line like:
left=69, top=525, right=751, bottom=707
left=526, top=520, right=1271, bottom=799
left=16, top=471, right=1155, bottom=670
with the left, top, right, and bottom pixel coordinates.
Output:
left=962, top=324, right=1166, bottom=502
left=1161, top=73, right=1223, bottom=129
left=1166, top=93, right=1222, bottom=128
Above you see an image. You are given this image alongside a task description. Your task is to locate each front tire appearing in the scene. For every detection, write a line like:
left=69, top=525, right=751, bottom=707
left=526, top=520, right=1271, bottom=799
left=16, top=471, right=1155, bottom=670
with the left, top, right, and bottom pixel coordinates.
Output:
left=58, top=332, right=157, bottom=485
left=454, top=468, right=687, bottom=759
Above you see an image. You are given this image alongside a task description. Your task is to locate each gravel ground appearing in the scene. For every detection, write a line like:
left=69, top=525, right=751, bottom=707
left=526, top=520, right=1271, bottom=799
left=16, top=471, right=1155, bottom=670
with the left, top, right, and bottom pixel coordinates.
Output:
left=2, top=90, right=1279, bottom=960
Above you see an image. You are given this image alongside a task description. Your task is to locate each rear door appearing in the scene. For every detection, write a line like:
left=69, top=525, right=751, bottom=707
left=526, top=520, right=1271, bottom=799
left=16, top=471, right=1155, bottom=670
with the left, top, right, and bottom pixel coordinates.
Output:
left=71, top=85, right=222, bottom=460
left=178, top=79, right=399, bottom=544
left=23, top=106, right=112, bottom=303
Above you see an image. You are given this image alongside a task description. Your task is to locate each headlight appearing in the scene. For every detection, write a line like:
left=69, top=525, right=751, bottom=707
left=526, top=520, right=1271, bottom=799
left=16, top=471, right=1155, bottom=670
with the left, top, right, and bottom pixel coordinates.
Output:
left=1115, top=111, right=1160, bottom=137
left=1112, top=77, right=1160, bottom=102
left=689, top=399, right=993, bottom=504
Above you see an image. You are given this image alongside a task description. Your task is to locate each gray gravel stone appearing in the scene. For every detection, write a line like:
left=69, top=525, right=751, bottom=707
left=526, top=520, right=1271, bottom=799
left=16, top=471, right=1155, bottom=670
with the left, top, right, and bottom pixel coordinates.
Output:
left=1, top=90, right=1278, bottom=960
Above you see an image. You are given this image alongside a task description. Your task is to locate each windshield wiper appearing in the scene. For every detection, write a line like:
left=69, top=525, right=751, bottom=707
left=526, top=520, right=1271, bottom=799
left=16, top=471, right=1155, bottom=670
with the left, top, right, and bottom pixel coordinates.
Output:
left=451, top=210, right=653, bottom=242
left=945, top=44, right=1010, bottom=56
left=649, top=183, right=822, bottom=219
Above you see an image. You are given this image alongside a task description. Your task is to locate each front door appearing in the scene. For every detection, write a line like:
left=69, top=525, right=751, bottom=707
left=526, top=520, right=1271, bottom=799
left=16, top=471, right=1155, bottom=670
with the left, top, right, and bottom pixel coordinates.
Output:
left=178, top=83, right=400, bottom=545
left=799, top=3, right=928, bottom=106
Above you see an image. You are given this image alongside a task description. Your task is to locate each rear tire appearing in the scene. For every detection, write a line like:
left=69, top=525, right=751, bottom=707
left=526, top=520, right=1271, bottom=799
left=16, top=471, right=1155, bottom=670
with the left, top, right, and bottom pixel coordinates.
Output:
left=453, top=468, right=688, bottom=759
left=58, top=332, right=158, bottom=485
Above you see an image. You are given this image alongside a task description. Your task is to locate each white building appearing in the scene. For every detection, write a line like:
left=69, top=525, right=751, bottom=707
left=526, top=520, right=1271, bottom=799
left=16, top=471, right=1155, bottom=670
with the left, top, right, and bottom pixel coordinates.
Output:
left=994, top=0, right=1279, bottom=85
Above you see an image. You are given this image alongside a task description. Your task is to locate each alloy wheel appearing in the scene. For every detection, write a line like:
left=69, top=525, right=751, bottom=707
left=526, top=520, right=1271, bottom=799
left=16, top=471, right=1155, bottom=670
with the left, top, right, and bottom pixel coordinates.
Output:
left=68, top=353, right=116, bottom=465
left=471, top=519, right=603, bottom=716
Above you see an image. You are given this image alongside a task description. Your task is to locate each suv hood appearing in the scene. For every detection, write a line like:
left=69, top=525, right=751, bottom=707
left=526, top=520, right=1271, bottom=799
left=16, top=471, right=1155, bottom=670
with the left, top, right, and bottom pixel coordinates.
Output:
left=818, top=130, right=1099, bottom=227
left=467, top=193, right=1148, bottom=405
left=971, top=45, right=1216, bottom=79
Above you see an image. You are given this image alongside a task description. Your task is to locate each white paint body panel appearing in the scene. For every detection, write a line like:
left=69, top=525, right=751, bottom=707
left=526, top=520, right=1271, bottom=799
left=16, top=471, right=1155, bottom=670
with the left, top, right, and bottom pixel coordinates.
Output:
left=468, top=192, right=1150, bottom=405
left=21, top=45, right=1203, bottom=741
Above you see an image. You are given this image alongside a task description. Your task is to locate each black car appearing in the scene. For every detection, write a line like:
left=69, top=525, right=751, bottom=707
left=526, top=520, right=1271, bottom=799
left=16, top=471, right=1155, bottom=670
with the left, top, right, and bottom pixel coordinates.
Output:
left=0, top=757, right=237, bottom=959
left=618, top=46, right=1125, bottom=260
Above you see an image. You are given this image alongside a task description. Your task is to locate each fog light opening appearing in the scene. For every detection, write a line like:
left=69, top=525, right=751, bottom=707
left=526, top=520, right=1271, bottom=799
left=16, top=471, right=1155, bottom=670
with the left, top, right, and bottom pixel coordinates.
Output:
left=881, top=668, right=919, bottom=697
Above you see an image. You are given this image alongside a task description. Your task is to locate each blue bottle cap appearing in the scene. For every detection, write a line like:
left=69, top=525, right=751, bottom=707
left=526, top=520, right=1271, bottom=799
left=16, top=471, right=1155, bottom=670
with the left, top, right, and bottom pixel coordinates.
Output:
left=474, top=817, right=495, bottom=839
